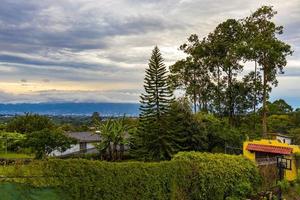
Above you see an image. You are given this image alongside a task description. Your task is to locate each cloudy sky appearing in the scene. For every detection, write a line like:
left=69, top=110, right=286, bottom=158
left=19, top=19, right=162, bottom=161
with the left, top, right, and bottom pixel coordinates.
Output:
left=0, top=0, right=299, bottom=107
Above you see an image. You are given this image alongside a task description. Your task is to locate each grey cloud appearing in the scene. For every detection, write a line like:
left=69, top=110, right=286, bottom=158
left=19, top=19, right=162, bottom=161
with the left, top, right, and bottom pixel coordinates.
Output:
left=0, top=0, right=299, bottom=104
left=0, top=1, right=184, bottom=52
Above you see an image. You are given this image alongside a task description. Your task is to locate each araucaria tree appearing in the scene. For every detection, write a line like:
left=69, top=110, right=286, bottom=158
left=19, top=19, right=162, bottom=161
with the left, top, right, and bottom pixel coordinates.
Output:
left=132, top=46, right=174, bottom=161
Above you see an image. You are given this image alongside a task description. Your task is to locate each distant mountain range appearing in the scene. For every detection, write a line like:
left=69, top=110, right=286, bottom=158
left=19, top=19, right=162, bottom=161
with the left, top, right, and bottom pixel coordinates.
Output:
left=0, top=103, right=140, bottom=116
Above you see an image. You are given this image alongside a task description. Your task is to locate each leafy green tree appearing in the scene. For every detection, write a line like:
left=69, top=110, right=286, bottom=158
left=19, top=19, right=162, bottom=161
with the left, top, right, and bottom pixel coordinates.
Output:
left=132, top=46, right=174, bottom=161
left=267, top=99, right=293, bottom=115
left=96, top=119, right=114, bottom=160
left=291, top=110, right=300, bottom=127
left=168, top=98, right=207, bottom=152
left=96, top=117, right=131, bottom=161
left=242, top=71, right=264, bottom=130
left=6, top=113, right=54, bottom=134
left=25, top=129, right=75, bottom=159
left=195, top=113, right=244, bottom=152
left=169, top=57, right=199, bottom=113
left=243, top=6, right=293, bottom=136
left=267, top=115, right=293, bottom=134
left=171, top=35, right=213, bottom=113
left=0, top=123, right=6, bottom=131
left=91, top=112, right=102, bottom=126
left=289, top=128, right=300, bottom=145
left=207, top=19, right=244, bottom=123
left=0, top=132, right=26, bottom=152
left=112, top=118, right=130, bottom=160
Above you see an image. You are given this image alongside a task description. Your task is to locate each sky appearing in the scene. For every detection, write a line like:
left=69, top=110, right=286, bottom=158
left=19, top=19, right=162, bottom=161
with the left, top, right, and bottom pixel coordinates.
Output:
left=0, top=0, right=299, bottom=107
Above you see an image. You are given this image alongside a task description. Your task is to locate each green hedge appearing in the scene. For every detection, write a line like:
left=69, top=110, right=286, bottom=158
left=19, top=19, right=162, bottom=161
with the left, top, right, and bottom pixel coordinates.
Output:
left=9, top=152, right=261, bottom=200
left=0, top=183, right=63, bottom=200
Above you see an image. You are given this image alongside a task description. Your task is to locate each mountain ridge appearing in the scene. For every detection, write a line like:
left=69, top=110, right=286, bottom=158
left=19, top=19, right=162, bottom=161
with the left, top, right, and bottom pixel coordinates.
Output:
left=0, top=102, right=140, bottom=116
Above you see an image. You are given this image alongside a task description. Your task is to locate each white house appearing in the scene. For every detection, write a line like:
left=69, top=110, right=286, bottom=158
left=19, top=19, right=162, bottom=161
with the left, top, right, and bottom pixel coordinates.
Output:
left=49, top=132, right=101, bottom=157
left=269, top=133, right=292, bottom=145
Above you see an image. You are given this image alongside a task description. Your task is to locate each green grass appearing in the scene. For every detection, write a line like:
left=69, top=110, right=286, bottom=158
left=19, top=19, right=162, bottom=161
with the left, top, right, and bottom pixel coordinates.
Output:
left=0, top=152, right=33, bottom=159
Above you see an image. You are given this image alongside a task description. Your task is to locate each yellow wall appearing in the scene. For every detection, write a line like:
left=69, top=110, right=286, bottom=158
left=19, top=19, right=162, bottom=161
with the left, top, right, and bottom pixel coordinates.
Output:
left=243, top=139, right=300, bottom=181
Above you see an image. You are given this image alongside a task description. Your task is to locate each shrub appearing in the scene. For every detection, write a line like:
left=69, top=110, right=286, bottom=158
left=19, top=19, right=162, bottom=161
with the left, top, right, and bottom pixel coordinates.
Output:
left=173, top=152, right=261, bottom=199
left=9, top=152, right=261, bottom=200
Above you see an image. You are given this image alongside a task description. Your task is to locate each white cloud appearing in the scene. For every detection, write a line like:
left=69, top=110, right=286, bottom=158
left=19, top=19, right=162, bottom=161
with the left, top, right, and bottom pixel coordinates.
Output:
left=0, top=0, right=299, bottom=105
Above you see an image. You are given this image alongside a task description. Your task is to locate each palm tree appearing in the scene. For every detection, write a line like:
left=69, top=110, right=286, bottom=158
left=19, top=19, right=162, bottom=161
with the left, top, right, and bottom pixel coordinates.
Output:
left=111, top=117, right=130, bottom=160
left=95, top=117, right=130, bottom=161
left=95, top=119, right=114, bottom=160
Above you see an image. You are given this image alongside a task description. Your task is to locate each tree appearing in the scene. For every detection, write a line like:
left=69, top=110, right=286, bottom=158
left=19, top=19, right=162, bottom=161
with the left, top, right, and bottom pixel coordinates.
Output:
left=242, top=71, right=264, bottom=130
left=243, top=6, right=293, bottom=136
left=172, top=35, right=214, bottom=113
left=207, top=19, right=244, bottom=123
left=95, top=118, right=130, bottom=161
left=291, top=110, right=300, bottom=127
left=91, top=112, right=102, bottom=126
left=169, top=57, right=199, bottom=113
left=132, top=46, right=174, bottom=161
left=267, top=115, right=293, bottom=134
left=289, top=128, right=300, bottom=145
left=195, top=113, right=244, bottom=152
left=6, top=113, right=54, bottom=134
left=25, top=129, right=75, bottom=159
left=0, top=132, right=26, bottom=152
left=267, top=99, right=293, bottom=115
left=95, top=119, right=114, bottom=160
left=112, top=118, right=130, bottom=160
left=167, top=98, right=207, bottom=152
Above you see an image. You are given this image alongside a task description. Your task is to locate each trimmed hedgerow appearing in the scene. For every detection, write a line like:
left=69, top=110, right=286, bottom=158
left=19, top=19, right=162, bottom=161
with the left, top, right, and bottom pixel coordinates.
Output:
left=172, top=152, right=261, bottom=199
left=10, top=152, right=261, bottom=200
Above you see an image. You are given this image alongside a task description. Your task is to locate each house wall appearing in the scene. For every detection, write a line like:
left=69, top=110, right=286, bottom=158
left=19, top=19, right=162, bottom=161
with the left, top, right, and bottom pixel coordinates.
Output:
left=276, top=136, right=292, bottom=145
left=243, top=139, right=300, bottom=181
left=49, top=143, right=96, bottom=157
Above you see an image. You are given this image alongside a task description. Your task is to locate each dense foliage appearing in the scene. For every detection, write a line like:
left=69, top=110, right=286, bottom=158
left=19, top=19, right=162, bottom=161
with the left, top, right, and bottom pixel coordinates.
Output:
left=6, top=113, right=54, bottom=134
left=95, top=117, right=130, bottom=161
left=3, top=114, right=76, bottom=159
left=11, top=152, right=260, bottom=200
left=169, top=6, right=292, bottom=134
left=132, top=46, right=174, bottom=161
left=25, top=129, right=75, bottom=159
left=0, top=132, right=26, bottom=152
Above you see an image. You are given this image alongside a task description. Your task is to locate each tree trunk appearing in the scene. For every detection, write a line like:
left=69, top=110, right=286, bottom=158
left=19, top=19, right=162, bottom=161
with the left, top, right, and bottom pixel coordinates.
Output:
left=113, top=143, right=117, bottom=161
left=108, top=143, right=112, bottom=161
left=120, top=144, right=124, bottom=160
left=253, top=60, right=257, bottom=132
left=193, top=68, right=197, bottom=113
left=217, top=66, right=221, bottom=115
left=228, top=67, right=234, bottom=126
left=262, top=63, right=268, bottom=137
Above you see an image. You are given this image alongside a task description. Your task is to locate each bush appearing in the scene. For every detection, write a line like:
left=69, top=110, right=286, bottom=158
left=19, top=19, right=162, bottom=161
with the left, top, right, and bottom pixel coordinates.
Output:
left=173, top=152, right=261, bottom=199
left=10, top=152, right=261, bottom=200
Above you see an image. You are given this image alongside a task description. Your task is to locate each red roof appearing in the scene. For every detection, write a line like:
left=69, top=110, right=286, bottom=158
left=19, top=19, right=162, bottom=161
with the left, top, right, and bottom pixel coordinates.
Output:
left=246, top=143, right=293, bottom=155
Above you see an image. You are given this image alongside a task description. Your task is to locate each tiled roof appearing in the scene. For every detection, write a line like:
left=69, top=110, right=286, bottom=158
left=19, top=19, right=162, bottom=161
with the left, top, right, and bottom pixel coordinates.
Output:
left=246, top=143, right=293, bottom=155
left=65, top=132, right=101, bottom=142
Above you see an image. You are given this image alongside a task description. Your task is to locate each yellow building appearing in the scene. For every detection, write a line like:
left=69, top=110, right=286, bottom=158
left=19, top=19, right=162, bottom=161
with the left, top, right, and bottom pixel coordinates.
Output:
left=243, top=139, right=300, bottom=181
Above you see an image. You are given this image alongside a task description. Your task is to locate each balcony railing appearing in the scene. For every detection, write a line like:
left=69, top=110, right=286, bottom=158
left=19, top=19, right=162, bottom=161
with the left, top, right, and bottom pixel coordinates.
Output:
left=256, top=157, right=277, bottom=166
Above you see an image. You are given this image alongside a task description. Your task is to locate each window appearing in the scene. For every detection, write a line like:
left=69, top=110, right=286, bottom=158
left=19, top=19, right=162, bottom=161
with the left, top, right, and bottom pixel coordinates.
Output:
left=80, top=142, right=87, bottom=152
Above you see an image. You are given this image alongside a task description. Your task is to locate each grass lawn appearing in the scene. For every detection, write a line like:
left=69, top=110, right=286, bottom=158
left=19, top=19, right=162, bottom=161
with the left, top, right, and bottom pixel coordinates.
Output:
left=0, top=152, right=33, bottom=159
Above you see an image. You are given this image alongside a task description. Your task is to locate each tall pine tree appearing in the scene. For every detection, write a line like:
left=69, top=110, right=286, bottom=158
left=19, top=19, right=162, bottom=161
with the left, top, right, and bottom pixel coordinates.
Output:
left=131, top=46, right=174, bottom=161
